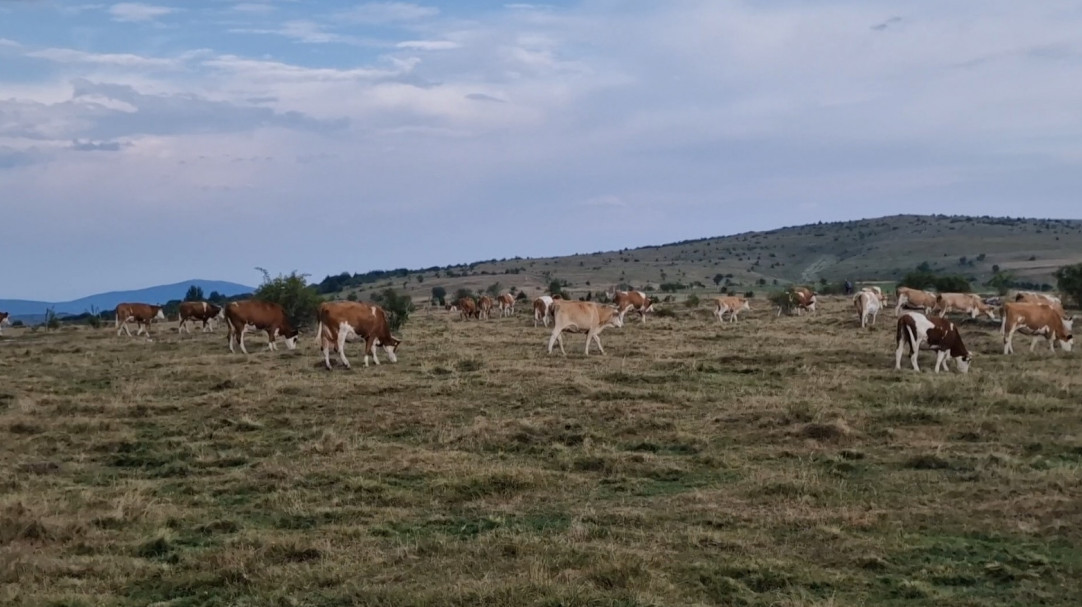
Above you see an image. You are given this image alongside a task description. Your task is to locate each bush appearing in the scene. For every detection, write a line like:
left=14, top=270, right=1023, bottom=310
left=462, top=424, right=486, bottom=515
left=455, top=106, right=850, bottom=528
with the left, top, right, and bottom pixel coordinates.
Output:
left=515, top=291, right=529, bottom=301
left=184, top=285, right=204, bottom=302
left=653, top=307, right=677, bottom=318
left=768, top=290, right=796, bottom=315
left=744, top=291, right=754, bottom=299
left=371, top=288, right=413, bottom=332
left=899, top=269, right=970, bottom=293
left=44, top=307, right=60, bottom=331
left=454, top=288, right=475, bottom=302
left=253, top=268, right=323, bottom=330
left=684, top=294, right=701, bottom=308
left=1055, top=263, right=1082, bottom=306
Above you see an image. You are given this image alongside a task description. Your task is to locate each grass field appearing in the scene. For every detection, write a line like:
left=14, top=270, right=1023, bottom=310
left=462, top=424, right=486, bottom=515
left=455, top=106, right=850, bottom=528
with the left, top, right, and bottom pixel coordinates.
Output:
left=2, top=298, right=1081, bottom=606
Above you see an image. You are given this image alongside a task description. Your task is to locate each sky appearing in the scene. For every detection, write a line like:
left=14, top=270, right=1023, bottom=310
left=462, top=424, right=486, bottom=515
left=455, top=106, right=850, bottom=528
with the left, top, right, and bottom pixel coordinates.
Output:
left=2, top=1, right=1082, bottom=300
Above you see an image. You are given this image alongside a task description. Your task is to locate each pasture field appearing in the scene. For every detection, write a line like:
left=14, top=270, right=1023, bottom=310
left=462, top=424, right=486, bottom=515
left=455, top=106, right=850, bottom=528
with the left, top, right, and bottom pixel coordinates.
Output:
left=2, top=299, right=1081, bottom=606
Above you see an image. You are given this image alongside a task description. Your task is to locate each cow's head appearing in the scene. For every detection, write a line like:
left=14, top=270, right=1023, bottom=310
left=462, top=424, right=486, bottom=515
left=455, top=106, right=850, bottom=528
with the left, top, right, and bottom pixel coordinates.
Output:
left=1062, top=316, right=1075, bottom=333
left=153, top=307, right=165, bottom=320
left=281, top=326, right=300, bottom=350
left=1060, top=334, right=1073, bottom=353
left=380, top=336, right=401, bottom=363
left=954, top=351, right=972, bottom=374
left=606, top=307, right=625, bottom=328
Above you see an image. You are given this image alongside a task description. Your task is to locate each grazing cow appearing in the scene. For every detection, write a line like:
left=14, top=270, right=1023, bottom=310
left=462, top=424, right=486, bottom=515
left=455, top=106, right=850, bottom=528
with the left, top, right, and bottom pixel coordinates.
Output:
left=778, top=286, right=817, bottom=316
left=854, top=290, right=885, bottom=328
left=714, top=296, right=750, bottom=323
left=115, top=303, right=165, bottom=337
left=1013, top=291, right=1067, bottom=318
left=935, top=292, right=997, bottom=320
left=224, top=300, right=299, bottom=354
left=895, top=312, right=972, bottom=373
left=0, top=312, right=10, bottom=335
left=477, top=295, right=494, bottom=320
left=611, top=290, right=654, bottom=324
left=317, top=301, right=401, bottom=369
left=497, top=293, right=515, bottom=317
left=178, top=301, right=224, bottom=334
left=547, top=301, right=624, bottom=355
left=453, top=297, right=478, bottom=320
left=1001, top=302, right=1074, bottom=354
left=533, top=296, right=555, bottom=327
left=895, top=286, right=938, bottom=316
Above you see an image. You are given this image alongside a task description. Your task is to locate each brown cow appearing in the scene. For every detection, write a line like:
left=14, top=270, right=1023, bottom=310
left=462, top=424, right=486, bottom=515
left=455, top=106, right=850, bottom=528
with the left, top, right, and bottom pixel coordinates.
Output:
left=547, top=301, right=624, bottom=355
left=895, top=311, right=972, bottom=373
left=497, top=293, right=515, bottom=317
left=895, top=286, right=937, bottom=316
left=777, top=286, right=817, bottom=316
left=178, top=301, right=224, bottom=334
left=1013, top=291, right=1067, bottom=318
left=854, top=290, right=885, bottom=328
left=224, top=300, right=299, bottom=354
left=935, top=292, right=996, bottom=320
left=477, top=295, right=494, bottom=320
left=1001, top=302, right=1073, bottom=354
left=452, top=297, right=477, bottom=320
left=611, top=290, right=653, bottom=324
left=317, top=301, right=401, bottom=369
left=714, top=296, right=750, bottom=323
left=0, top=312, right=10, bottom=335
left=533, top=295, right=554, bottom=327
left=115, top=303, right=165, bottom=337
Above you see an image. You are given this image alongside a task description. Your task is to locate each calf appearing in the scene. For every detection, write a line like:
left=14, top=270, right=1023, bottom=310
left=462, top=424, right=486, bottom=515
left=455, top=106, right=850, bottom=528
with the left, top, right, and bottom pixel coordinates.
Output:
left=611, top=290, right=654, bottom=324
left=935, top=292, right=997, bottom=320
left=854, top=290, right=884, bottom=328
left=895, top=286, right=937, bottom=316
left=317, top=301, right=401, bottom=369
left=115, top=303, right=165, bottom=337
left=533, top=296, right=554, bottom=327
left=1001, top=302, right=1073, bottom=354
left=497, top=293, right=515, bottom=317
left=178, top=301, right=224, bottom=334
left=547, top=301, right=624, bottom=356
left=895, top=312, right=972, bottom=373
left=714, top=296, right=750, bottom=323
left=224, top=300, right=299, bottom=354
left=0, top=312, right=10, bottom=335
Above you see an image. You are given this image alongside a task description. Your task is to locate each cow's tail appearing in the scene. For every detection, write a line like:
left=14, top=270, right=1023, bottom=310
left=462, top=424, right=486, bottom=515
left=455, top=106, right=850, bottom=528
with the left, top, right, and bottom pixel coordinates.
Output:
left=315, top=320, right=324, bottom=349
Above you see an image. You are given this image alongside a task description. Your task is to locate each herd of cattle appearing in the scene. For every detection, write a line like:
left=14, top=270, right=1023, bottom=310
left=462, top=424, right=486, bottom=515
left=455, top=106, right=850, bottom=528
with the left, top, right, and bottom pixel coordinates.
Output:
left=0, top=285, right=1073, bottom=373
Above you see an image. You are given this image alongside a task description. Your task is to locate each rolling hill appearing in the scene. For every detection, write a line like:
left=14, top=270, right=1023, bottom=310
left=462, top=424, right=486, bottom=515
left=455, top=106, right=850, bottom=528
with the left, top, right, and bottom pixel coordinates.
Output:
left=1, top=279, right=254, bottom=320
left=319, top=214, right=1082, bottom=302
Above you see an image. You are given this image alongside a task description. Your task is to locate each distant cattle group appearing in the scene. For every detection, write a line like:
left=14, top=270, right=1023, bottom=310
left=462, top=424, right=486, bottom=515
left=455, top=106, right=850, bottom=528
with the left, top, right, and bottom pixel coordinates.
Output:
left=0, top=281, right=1073, bottom=375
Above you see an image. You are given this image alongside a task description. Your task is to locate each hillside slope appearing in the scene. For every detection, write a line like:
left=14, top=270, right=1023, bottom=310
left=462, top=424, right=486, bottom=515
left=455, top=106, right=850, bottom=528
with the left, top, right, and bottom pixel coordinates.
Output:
left=321, top=215, right=1082, bottom=302
left=1, top=279, right=254, bottom=317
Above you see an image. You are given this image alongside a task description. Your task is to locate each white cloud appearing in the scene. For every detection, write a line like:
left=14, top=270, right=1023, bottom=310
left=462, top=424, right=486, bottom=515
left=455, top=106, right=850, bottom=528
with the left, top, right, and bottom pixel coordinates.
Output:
left=108, top=2, right=175, bottom=22
left=232, top=2, right=275, bottom=14
left=397, top=40, right=460, bottom=51
left=335, top=2, right=439, bottom=24
left=26, top=48, right=180, bottom=69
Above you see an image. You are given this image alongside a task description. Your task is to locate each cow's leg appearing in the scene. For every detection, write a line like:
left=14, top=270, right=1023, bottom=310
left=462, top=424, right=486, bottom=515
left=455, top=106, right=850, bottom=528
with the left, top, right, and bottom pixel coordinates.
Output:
left=1003, top=326, right=1016, bottom=355
left=178, top=318, right=187, bottom=334
left=934, top=350, right=948, bottom=373
left=238, top=326, right=250, bottom=355
left=321, top=331, right=335, bottom=370
left=365, top=337, right=380, bottom=367
left=119, top=318, right=133, bottom=337
left=547, top=328, right=565, bottom=355
left=592, top=330, right=606, bottom=355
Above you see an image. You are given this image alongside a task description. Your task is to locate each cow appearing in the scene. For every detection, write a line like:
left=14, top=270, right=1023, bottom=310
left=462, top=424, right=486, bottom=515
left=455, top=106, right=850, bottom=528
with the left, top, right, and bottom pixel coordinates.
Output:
left=0, top=312, right=10, bottom=335
left=316, top=301, right=401, bottom=369
left=497, top=293, right=515, bottom=317
left=453, top=297, right=477, bottom=320
left=477, top=295, right=494, bottom=320
left=224, top=300, right=299, bottom=354
left=547, top=301, right=624, bottom=356
left=1013, top=291, right=1068, bottom=318
left=778, top=286, right=817, bottom=316
left=178, top=301, right=224, bottom=334
left=611, top=290, right=654, bottom=324
left=115, top=303, right=165, bottom=337
left=854, top=289, right=885, bottom=328
left=533, top=296, right=554, bottom=327
left=895, top=312, right=972, bottom=373
left=714, top=296, right=750, bottom=323
left=935, top=292, right=997, bottom=320
left=1001, top=302, right=1074, bottom=355
left=895, top=286, right=938, bottom=316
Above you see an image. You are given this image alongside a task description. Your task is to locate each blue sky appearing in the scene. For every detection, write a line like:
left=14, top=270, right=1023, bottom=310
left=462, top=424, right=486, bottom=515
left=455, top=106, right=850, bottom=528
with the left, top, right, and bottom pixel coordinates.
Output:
left=2, top=1, right=1082, bottom=300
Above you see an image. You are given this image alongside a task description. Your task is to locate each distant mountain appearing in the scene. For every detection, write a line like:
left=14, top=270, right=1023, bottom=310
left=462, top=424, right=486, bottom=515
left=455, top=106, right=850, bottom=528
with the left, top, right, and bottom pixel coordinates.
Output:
left=0, top=279, right=254, bottom=319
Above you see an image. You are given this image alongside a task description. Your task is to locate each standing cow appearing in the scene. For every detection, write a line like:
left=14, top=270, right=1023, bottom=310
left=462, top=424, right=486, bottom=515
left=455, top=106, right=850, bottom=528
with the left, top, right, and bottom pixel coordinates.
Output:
left=224, top=300, right=299, bottom=354
left=477, top=296, right=494, bottom=320
left=854, top=289, right=886, bottom=328
left=895, top=286, right=938, bottom=316
left=497, top=293, right=515, bottom=317
left=115, top=303, right=165, bottom=337
left=610, top=289, right=654, bottom=324
left=0, top=312, right=10, bottom=335
left=714, top=296, right=750, bottom=323
left=547, top=301, right=624, bottom=356
left=1001, top=302, right=1073, bottom=354
left=895, top=311, right=972, bottom=373
left=317, top=301, right=401, bottom=369
left=533, top=296, right=554, bottom=327
left=178, top=301, right=224, bottom=334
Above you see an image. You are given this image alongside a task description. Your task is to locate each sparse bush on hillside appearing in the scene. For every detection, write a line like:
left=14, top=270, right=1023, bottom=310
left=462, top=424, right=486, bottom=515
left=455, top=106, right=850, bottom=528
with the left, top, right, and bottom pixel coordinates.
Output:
left=184, top=286, right=204, bottom=302
left=659, top=282, right=686, bottom=293
left=515, top=291, right=529, bottom=301
left=370, top=288, right=412, bottom=332
left=454, top=288, right=475, bottom=302
left=744, top=291, right=754, bottom=298
left=684, top=294, right=700, bottom=308
left=899, top=268, right=970, bottom=293
left=44, top=307, right=60, bottom=331
left=431, top=286, right=447, bottom=306
left=253, top=268, right=323, bottom=330
left=1055, top=263, right=1082, bottom=306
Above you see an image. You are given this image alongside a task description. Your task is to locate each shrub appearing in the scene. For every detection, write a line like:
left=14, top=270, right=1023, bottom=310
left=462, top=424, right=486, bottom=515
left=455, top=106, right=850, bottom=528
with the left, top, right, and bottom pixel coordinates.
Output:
left=515, top=291, right=529, bottom=301
left=454, top=288, right=475, bottom=302
left=184, top=285, right=204, bottom=302
left=1055, top=263, right=1082, bottom=306
left=44, top=307, right=60, bottom=331
left=744, top=291, right=754, bottom=299
left=684, top=294, right=701, bottom=308
left=768, top=290, right=795, bottom=314
left=653, top=307, right=677, bottom=318
left=253, top=268, right=323, bottom=330
left=371, top=288, right=413, bottom=332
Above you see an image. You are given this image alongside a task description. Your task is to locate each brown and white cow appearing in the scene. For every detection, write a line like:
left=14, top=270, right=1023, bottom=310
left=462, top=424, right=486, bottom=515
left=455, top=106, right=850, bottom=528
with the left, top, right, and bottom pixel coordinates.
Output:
left=714, top=296, right=750, bottom=323
left=778, top=287, right=817, bottom=316
left=533, top=295, right=555, bottom=327
left=477, top=295, right=494, bottom=320
left=224, top=300, right=299, bottom=354
left=1013, top=291, right=1068, bottom=318
left=895, top=286, right=938, bottom=316
left=317, top=301, right=401, bottom=369
left=452, top=297, right=477, bottom=320
left=0, top=312, right=10, bottom=335
left=178, top=301, right=224, bottom=334
left=547, top=301, right=624, bottom=356
left=497, top=293, right=515, bottom=317
left=115, top=303, right=165, bottom=337
left=854, top=289, right=886, bottom=328
left=935, top=293, right=997, bottom=320
left=895, top=312, right=972, bottom=373
left=1001, top=302, right=1073, bottom=354
left=611, top=290, right=653, bottom=324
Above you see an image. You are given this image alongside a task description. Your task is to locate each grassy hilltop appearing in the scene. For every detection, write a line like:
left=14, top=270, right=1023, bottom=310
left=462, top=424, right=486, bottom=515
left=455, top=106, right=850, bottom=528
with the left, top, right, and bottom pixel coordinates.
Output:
left=2, top=298, right=1080, bottom=605
left=322, top=214, right=1082, bottom=302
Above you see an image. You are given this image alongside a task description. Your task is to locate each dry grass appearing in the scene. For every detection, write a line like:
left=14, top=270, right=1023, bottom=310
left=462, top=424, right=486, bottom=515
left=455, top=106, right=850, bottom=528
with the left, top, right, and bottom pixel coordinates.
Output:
left=2, top=298, right=1081, bottom=606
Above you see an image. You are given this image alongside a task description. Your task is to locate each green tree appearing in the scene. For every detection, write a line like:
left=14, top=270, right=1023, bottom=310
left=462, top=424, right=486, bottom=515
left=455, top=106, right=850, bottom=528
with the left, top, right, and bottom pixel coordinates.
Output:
left=1055, top=263, right=1082, bottom=306
left=184, top=285, right=204, bottom=302
left=430, top=286, right=447, bottom=306
left=713, top=273, right=724, bottom=287
left=454, top=288, right=475, bottom=302
left=548, top=280, right=565, bottom=298
left=371, top=288, right=413, bottom=332
left=986, top=271, right=1015, bottom=296
left=485, top=281, right=503, bottom=297
left=253, top=267, right=323, bottom=330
